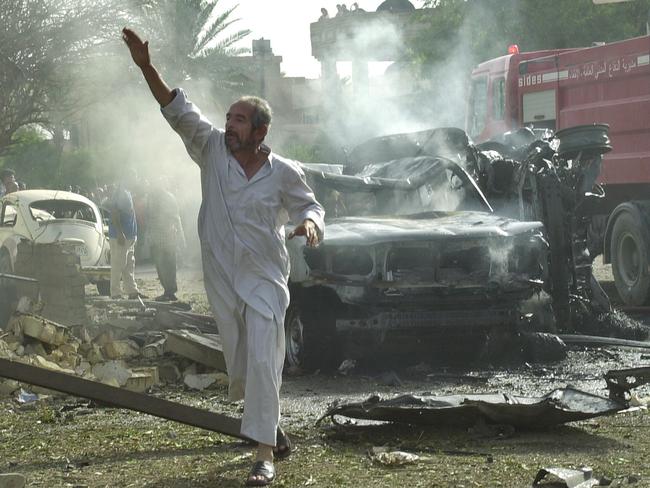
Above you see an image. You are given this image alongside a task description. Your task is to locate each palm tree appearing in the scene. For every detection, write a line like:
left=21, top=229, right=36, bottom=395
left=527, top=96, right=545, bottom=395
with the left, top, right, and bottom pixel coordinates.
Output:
left=133, top=0, right=252, bottom=93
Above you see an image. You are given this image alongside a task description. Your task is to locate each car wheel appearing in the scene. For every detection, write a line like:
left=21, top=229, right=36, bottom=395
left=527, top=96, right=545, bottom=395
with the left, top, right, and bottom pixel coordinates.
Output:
left=611, top=210, right=650, bottom=305
left=96, top=279, right=111, bottom=296
left=284, top=297, right=339, bottom=372
left=0, top=249, right=16, bottom=329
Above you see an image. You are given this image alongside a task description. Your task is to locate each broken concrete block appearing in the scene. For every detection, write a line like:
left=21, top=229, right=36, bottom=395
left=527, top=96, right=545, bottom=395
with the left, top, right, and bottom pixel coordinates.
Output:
left=0, top=340, right=14, bottom=359
left=92, top=360, right=132, bottom=387
left=165, top=330, right=226, bottom=371
left=92, top=331, right=114, bottom=347
left=75, top=361, right=91, bottom=376
left=0, top=379, right=20, bottom=397
left=23, top=342, right=47, bottom=358
left=0, top=473, right=26, bottom=488
left=124, top=371, right=156, bottom=393
left=6, top=316, right=23, bottom=337
left=158, top=362, right=181, bottom=383
left=184, top=373, right=223, bottom=391
left=133, top=366, right=159, bottom=385
left=31, top=355, right=75, bottom=375
left=142, top=338, right=166, bottom=359
left=20, top=315, right=68, bottom=346
left=85, top=344, right=105, bottom=365
left=58, top=342, right=79, bottom=355
left=107, top=317, right=144, bottom=330
left=102, top=340, right=140, bottom=360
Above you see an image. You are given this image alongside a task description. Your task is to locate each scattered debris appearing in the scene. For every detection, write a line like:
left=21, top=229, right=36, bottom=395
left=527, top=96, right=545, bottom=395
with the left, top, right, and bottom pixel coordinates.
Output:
left=369, top=446, right=420, bottom=466
left=318, top=388, right=625, bottom=428
left=604, top=366, right=650, bottom=403
left=532, top=466, right=599, bottom=488
left=337, top=359, right=356, bottom=375
left=183, top=372, right=228, bottom=391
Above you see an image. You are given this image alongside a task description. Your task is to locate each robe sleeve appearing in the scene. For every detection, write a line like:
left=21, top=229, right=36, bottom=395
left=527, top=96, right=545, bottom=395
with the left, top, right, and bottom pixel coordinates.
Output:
left=160, top=88, right=218, bottom=167
left=281, top=162, right=325, bottom=240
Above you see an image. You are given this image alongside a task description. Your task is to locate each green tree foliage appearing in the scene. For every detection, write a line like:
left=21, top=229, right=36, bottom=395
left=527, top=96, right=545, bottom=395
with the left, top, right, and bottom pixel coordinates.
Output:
left=418, top=0, right=650, bottom=65
left=0, top=128, right=107, bottom=189
left=0, top=0, right=124, bottom=156
left=132, top=0, right=252, bottom=92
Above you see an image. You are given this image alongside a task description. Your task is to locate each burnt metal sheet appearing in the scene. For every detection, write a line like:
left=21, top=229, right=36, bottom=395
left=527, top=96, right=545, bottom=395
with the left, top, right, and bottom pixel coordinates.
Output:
left=318, top=388, right=625, bottom=428
left=0, top=358, right=247, bottom=440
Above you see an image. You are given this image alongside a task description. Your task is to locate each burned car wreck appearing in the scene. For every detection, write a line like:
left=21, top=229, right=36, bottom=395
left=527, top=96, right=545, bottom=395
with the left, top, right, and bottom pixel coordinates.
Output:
left=285, top=125, right=611, bottom=371
left=285, top=134, right=550, bottom=371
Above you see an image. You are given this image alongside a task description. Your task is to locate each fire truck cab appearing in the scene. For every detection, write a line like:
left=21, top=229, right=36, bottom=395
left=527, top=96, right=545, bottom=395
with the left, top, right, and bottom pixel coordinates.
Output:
left=468, top=36, right=650, bottom=305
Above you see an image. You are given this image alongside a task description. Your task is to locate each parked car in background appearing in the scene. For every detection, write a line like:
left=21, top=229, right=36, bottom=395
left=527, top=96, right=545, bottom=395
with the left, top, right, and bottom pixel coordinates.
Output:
left=0, top=190, right=111, bottom=320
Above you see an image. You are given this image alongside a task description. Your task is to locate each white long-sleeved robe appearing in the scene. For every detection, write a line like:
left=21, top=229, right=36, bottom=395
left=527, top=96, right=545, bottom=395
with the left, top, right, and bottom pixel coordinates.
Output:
left=161, top=89, right=325, bottom=445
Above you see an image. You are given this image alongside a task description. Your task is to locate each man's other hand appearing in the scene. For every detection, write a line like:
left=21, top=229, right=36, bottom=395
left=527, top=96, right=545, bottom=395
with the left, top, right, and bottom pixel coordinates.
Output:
left=122, top=28, right=150, bottom=68
left=288, top=219, right=320, bottom=247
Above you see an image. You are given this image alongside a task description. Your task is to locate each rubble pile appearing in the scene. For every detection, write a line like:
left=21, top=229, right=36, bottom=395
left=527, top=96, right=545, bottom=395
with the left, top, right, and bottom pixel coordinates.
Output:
left=0, top=298, right=228, bottom=402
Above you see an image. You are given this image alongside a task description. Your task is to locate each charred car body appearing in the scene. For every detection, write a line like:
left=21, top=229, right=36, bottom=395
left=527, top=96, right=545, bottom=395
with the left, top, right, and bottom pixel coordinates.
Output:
left=285, top=129, right=555, bottom=370
left=285, top=125, right=610, bottom=370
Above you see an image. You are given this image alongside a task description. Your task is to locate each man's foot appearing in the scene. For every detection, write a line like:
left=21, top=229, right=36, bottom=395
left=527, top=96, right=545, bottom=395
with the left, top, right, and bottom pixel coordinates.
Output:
left=154, top=293, right=178, bottom=302
left=273, top=428, right=292, bottom=460
left=245, top=461, right=275, bottom=486
left=128, top=292, right=148, bottom=300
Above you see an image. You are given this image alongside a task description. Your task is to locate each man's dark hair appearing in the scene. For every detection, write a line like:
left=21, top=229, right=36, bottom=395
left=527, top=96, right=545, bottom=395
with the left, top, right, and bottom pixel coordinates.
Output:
left=0, top=168, right=15, bottom=180
left=237, top=96, right=272, bottom=129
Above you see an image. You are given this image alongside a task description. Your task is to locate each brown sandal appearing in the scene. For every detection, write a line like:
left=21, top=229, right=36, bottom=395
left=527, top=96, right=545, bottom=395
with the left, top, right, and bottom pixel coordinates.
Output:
left=273, top=427, right=292, bottom=460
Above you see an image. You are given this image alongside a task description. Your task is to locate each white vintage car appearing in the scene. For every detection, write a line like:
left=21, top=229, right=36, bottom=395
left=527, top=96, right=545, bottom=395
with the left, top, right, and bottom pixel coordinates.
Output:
left=0, top=190, right=111, bottom=293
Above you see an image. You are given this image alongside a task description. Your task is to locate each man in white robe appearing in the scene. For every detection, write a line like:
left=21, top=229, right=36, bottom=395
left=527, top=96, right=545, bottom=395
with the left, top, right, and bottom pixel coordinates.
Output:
left=122, top=28, right=325, bottom=486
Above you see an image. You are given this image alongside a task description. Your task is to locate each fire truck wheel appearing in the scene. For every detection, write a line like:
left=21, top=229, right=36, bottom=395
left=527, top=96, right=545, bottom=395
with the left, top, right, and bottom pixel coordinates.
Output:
left=611, top=210, right=650, bottom=305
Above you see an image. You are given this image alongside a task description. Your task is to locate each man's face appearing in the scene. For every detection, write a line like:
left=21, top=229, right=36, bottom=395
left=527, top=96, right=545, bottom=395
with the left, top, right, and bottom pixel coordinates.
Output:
left=225, top=101, right=266, bottom=152
left=2, top=174, right=15, bottom=188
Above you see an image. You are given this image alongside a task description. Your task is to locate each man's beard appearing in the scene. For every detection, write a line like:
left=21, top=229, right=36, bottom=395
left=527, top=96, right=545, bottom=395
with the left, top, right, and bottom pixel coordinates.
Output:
left=225, top=131, right=256, bottom=152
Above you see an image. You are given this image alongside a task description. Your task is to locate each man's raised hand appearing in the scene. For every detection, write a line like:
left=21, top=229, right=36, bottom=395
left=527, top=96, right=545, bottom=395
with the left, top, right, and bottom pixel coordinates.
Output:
left=122, top=28, right=150, bottom=68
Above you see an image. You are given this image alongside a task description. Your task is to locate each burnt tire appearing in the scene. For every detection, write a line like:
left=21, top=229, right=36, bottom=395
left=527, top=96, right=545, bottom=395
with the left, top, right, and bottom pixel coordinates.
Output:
left=611, top=210, right=650, bottom=305
left=0, top=249, right=16, bottom=329
left=284, top=297, right=340, bottom=372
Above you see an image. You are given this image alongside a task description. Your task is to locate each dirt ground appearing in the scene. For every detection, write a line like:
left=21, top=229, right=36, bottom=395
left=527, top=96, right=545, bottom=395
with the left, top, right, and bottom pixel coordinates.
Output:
left=2, top=260, right=650, bottom=487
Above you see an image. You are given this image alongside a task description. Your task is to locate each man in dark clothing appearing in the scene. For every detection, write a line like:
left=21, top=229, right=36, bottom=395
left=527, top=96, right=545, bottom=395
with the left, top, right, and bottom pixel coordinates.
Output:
left=146, top=182, right=184, bottom=301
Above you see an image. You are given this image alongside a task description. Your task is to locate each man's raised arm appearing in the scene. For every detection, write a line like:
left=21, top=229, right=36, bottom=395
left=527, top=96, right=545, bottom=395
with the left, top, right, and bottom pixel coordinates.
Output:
left=122, top=28, right=174, bottom=107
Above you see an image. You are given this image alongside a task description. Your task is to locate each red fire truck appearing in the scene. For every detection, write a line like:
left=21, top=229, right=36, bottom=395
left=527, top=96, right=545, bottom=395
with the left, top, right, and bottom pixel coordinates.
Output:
left=467, top=35, right=650, bottom=306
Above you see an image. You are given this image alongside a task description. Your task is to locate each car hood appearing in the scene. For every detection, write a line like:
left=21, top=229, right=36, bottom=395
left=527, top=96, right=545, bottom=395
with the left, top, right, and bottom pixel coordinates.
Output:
left=323, top=211, right=544, bottom=246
